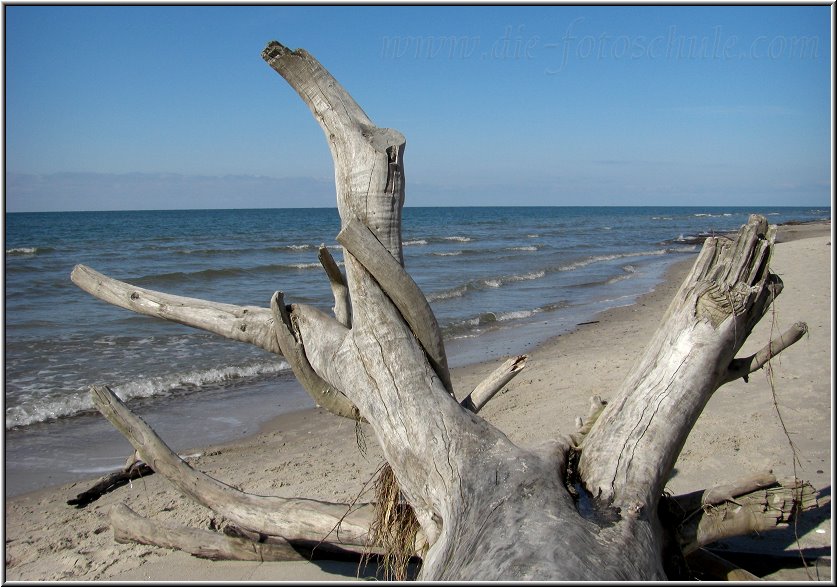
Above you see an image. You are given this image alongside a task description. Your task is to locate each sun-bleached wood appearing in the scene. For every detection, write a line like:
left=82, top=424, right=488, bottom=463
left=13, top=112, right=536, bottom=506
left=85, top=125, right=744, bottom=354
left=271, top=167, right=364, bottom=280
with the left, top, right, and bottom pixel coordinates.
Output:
left=669, top=475, right=817, bottom=555
left=72, top=41, right=814, bottom=580
left=722, top=321, right=808, bottom=384
left=336, top=216, right=453, bottom=394
left=317, top=245, right=351, bottom=327
left=91, top=384, right=374, bottom=548
left=111, top=503, right=303, bottom=561
left=270, top=292, right=359, bottom=420
left=71, top=264, right=280, bottom=354
left=578, top=216, right=790, bottom=512
left=460, top=355, right=527, bottom=412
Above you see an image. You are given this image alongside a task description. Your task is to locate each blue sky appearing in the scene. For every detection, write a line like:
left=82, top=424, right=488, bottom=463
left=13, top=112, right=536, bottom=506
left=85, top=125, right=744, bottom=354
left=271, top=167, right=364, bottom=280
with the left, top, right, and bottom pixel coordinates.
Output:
left=4, top=5, right=832, bottom=211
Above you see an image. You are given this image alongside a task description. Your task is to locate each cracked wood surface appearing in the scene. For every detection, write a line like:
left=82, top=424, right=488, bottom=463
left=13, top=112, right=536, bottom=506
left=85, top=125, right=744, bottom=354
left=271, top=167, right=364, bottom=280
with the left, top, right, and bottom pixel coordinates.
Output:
left=578, top=215, right=783, bottom=512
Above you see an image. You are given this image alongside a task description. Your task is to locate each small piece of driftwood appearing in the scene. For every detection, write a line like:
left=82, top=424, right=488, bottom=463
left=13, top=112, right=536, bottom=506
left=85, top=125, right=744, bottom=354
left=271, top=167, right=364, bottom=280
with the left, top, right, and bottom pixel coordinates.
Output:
left=67, top=452, right=154, bottom=508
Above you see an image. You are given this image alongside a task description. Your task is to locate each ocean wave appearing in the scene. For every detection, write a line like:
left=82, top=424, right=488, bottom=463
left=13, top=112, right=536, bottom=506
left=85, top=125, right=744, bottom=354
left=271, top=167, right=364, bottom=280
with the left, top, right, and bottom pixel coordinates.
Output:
left=131, top=260, right=336, bottom=285
left=6, top=247, right=52, bottom=256
left=427, top=284, right=469, bottom=302
left=427, top=270, right=547, bottom=302
left=557, top=249, right=667, bottom=272
left=281, top=244, right=315, bottom=251
left=442, top=302, right=568, bottom=339
left=432, top=251, right=463, bottom=257
left=693, top=212, right=733, bottom=218
left=427, top=249, right=677, bottom=303
left=404, top=235, right=474, bottom=246
left=5, top=359, right=289, bottom=429
left=484, top=270, right=546, bottom=288
left=506, top=245, right=540, bottom=252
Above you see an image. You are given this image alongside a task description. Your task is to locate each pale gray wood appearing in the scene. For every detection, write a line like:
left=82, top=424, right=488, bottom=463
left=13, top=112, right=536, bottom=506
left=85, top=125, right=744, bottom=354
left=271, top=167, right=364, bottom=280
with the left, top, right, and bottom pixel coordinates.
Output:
left=91, top=384, right=374, bottom=548
left=578, top=215, right=789, bottom=513
left=110, top=503, right=304, bottom=561
left=69, top=40, right=815, bottom=581
left=270, top=292, right=359, bottom=420
left=675, top=477, right=817, bottom=555
left=336, top=216, right=453, bottom=395
left=318, top=245, right=351, bottom=327
left=460, top=355, right=527, bottom=413
left=722, top=321, right=808, bottom=384
left=71, top=264, right=280, bottom=354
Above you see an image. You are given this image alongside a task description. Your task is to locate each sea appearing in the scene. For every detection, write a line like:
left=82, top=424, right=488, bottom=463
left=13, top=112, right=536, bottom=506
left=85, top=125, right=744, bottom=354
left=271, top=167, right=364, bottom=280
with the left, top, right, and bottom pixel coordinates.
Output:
left=3, top=206, right=829, bottom=496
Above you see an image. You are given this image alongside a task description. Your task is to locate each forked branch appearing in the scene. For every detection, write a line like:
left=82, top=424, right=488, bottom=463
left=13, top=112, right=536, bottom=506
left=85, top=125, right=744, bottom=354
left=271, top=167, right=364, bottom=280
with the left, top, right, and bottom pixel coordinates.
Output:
left=91, top=384, right=374, bottom=548
left=337, top=216, right=452, bottom=394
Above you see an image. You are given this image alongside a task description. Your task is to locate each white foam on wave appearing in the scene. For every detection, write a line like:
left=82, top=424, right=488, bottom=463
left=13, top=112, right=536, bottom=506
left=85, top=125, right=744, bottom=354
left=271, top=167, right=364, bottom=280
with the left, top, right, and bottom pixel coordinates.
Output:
left=5, top=360, right=290, bottom=429
left=496, top=309, right=538, bottom=321
left=288, top=262, right=323, bottom=269
left=559, top=249, right=667, bottom=272
left=433, top=251, right=463, bottom=257
left=403, top=239, right=428, bottom=246
left=427, top=285, right=468, bottom=302
left=507, top=245, right=538, bottom=252
left=444, top=236, right=472, bottom=242
left=6, top=247, right=39, bottom=255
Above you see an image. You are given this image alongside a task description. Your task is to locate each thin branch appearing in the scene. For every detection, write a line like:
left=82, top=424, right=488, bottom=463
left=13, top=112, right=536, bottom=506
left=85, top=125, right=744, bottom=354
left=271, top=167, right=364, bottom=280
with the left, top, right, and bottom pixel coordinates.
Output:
left=71, top=264, right=280, bottom=354
left=68, top=452, right=154, bottom=508
left=90, top=384, right=374, bottom=547
left=461, top=355, right=527, bottom=413
left=318, top=244, right=351, bottom=327
left=722, top=322, right=808, bottom=385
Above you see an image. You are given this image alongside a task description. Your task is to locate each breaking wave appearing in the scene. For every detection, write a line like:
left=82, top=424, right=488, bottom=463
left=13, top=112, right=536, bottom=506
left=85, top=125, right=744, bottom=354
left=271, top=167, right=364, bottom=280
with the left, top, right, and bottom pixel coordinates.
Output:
left=5, top=360, right=290, bottom=429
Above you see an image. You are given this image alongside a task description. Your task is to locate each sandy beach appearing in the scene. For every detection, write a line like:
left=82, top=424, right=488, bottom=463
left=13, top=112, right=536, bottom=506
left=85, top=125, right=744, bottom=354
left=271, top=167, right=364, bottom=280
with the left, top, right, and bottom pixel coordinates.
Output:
left=4, top=220, right=831, bottom=582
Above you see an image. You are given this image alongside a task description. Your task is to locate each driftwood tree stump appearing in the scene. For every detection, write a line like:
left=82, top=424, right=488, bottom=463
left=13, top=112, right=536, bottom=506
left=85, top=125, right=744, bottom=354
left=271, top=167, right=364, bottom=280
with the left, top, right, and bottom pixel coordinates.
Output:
left=70, top=41, right=814, bottom=580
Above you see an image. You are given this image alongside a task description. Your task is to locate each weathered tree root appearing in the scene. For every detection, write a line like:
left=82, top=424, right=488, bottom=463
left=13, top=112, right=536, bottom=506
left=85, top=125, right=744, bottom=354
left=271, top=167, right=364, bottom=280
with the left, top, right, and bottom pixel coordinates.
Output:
left=70, top=39, right=819, bottom=580
left=664, top=472, right=818, bottom=555
left=90, top=384, right=377, bottom=549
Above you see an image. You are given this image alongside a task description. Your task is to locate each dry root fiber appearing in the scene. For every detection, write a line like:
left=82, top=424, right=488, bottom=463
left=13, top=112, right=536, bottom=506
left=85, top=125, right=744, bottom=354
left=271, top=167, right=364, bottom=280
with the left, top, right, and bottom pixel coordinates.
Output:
left=362, top=463, right=420, bottom=580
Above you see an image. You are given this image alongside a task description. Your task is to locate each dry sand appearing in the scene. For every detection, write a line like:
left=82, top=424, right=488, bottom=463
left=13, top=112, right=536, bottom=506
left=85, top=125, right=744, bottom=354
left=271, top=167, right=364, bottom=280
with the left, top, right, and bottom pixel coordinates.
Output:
left=3, top=221, right=831, bottom=582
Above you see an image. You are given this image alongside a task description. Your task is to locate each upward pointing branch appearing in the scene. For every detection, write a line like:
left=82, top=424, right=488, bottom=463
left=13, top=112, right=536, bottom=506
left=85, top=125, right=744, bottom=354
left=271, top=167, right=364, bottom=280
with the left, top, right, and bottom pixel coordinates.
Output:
left=579, top=215, right=783, bottom=512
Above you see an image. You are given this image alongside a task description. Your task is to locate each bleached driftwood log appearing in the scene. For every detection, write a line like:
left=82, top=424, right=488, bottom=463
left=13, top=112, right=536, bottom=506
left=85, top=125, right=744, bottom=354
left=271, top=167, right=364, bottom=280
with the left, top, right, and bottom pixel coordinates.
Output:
left=70, top=40, right=815, bottom=580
